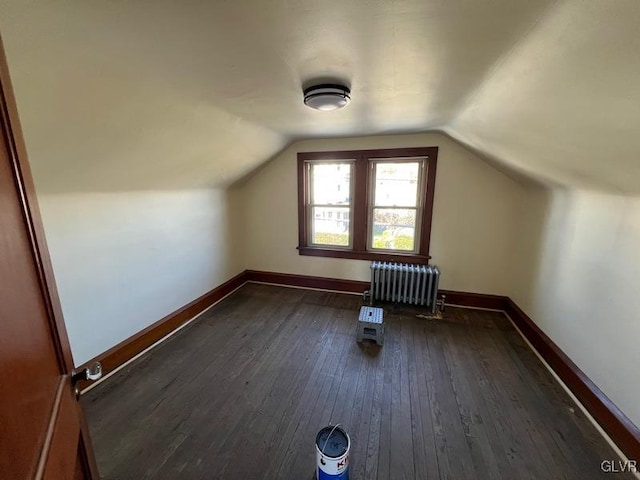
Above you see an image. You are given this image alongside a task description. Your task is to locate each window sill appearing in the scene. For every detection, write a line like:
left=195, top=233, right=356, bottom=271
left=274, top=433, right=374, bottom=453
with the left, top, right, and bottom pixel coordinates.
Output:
left=297, top=246, right=431, bottom=264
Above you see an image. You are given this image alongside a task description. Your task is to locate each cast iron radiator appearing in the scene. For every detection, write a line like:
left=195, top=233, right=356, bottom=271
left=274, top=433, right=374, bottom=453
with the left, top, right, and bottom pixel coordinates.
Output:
left=368, top=261, right=441, bottom=312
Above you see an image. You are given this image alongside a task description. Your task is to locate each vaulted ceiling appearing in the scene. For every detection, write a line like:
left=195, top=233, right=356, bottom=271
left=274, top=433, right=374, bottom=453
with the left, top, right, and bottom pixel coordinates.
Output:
left=1, top=0, right=638, bottom=193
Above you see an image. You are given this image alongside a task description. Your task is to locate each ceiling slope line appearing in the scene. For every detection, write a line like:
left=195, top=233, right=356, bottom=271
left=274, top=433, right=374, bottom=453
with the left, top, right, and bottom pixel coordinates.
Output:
left=446, top=0, right=562, bottom=127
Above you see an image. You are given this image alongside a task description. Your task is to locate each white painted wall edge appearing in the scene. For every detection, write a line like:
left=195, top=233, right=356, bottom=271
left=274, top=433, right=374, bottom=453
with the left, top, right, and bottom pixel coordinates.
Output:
left=79, top=282, right=247, bottom=396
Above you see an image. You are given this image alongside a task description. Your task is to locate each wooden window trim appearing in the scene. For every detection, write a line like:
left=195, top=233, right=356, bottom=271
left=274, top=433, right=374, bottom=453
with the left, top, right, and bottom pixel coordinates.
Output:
left=297, top=147, right=438, bottom=265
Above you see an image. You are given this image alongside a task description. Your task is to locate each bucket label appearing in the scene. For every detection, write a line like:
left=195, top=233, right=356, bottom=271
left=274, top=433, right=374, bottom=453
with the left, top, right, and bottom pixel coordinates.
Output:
left=317, top=452, right=349, bottom=475
left=316, top=425, right=350, bottom=479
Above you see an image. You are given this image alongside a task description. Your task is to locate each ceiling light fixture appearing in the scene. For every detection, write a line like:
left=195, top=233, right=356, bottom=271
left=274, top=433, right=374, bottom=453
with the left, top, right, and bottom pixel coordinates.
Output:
left=303, top=84, right=351, bottom=111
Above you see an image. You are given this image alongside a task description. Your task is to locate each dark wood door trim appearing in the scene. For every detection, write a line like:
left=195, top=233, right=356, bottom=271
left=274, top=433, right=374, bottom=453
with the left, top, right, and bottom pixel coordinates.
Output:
left=0, top=32, right=98, bottom=478
left=34, top=378, right=67, bottom=479
left=37, top=378, right=81, bottom=480
left=0, top=35, right=74, bottom=374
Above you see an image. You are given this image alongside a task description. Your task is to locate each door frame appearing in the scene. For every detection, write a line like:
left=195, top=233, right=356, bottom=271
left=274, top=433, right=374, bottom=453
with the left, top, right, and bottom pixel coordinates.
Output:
left=0, top=34, right=100, bottom=479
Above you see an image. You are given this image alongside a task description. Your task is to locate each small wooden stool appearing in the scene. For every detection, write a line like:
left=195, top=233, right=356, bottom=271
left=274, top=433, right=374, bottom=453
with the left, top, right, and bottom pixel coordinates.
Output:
left=357, top=306, right=384, bottom=346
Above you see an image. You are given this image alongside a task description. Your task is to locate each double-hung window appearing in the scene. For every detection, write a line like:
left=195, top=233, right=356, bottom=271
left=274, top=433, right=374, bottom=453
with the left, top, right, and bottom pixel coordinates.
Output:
left=298, top=147, right=438, bottom=264
left=307, top=161, right=354, bottom=247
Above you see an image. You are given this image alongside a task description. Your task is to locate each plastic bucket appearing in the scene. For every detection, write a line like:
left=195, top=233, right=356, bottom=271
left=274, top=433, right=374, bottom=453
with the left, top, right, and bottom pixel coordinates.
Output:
left=316, top=425, right=350, bottom=480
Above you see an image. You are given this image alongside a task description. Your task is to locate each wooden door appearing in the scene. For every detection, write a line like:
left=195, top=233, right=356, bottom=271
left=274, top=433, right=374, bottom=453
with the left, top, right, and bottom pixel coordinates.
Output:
left=0, top=36, right=99, bottom=479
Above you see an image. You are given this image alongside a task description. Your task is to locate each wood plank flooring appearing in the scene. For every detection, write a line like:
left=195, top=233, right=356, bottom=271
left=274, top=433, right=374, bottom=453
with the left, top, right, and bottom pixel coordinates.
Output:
left=82, top=283, right=631, bottom=479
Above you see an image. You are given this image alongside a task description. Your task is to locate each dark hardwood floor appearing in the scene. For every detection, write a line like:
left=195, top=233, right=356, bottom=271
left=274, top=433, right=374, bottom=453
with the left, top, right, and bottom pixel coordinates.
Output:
left=83, top=283, right=631, bottom=479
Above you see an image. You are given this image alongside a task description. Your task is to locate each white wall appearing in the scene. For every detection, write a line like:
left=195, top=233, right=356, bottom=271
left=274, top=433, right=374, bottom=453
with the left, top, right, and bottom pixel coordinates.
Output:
left=511, top=187, right=640, bottom=427
left=235, top=132, right=525, bottom=295
left=39, top=189, right=242, bottom=366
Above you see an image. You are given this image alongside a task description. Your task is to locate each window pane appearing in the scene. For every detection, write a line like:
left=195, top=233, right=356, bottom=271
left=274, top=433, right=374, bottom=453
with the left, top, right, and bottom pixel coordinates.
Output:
left=374, top=162, right=420, bottom=207
left=311, top=163, right=351, bottom=205
left=312, top=207, right=350, bottom=246
left=371, top=208, right=416, bottom=251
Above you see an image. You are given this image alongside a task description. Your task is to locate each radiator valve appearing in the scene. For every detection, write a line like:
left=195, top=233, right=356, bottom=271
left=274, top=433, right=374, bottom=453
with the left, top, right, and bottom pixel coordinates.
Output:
left=363, top=290, right=372, bottom=305
left=436, top=294, right=446, bottom=312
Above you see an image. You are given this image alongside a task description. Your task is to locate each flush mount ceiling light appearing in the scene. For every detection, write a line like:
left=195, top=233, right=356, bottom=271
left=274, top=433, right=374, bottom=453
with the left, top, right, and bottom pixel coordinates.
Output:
left=303, top=84, right=351, bottom=111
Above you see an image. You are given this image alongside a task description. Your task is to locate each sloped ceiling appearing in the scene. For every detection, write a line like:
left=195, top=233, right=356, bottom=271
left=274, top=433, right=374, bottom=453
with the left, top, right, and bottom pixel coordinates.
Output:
left=0, top=0, right=637, bottom=193
left=447, top=0, right=640, bottom=194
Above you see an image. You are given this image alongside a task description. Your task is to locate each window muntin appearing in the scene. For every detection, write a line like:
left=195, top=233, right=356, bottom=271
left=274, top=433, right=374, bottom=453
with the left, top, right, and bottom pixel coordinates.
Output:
left=307, top=161, right=354, bottom=248
left=297, top=147, right=438, bottom=264
left=368, top=159, right=424, bottom=253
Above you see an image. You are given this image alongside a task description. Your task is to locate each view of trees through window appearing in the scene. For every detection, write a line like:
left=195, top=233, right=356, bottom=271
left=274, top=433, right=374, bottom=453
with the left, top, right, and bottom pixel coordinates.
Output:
left=298, top=147, right=437, bottom=262
left=370, top=161, right=420, bottom=251
left=308, top=160, right=421, bottom=251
